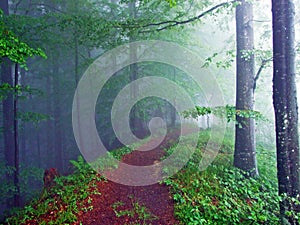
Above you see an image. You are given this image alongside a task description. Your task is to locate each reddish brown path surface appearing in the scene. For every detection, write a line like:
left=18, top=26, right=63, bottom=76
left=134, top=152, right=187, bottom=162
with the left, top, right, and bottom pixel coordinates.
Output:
left=73, top=127, right=198, bottom=225
left=6, top=126, right=198, bottom=225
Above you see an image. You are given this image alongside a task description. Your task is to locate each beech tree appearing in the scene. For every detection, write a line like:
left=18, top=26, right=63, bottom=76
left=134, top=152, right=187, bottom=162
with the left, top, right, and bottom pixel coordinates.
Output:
left=272, top=0, right=300, bottom=223
left=233, top=0, right=258, bottom=177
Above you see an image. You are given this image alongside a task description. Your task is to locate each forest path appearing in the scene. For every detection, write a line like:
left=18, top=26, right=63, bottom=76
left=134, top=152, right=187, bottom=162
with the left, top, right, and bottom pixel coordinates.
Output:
left=73, top=126, right=197, bottom=225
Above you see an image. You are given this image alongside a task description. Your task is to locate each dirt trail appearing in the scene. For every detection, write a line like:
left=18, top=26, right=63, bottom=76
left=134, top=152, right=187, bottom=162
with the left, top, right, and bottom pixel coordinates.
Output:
left=73, top=126, right=198, bottom=225
left=73, top=128, right=198, bottom=225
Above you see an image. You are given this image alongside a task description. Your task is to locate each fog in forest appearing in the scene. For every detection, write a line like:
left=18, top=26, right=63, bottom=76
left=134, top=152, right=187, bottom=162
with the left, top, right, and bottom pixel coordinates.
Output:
left=1, top=0, right=300, bottom=224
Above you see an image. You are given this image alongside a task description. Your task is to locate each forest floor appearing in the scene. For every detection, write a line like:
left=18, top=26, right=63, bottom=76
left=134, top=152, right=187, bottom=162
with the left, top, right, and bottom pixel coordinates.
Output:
left=71, top=127, right=197, bottom=225
left=5, top=125, right=281, bottom=225
left=5, top=125, right=198, bottom=225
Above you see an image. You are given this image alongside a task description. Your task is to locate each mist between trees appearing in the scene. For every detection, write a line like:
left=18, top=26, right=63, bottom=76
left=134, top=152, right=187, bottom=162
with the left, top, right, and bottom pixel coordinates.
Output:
left=0, top=0, right=300, bottom=224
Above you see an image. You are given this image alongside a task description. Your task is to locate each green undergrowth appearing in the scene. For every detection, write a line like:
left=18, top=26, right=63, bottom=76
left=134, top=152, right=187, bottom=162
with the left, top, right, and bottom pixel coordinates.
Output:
left=112, top=195, right=159, bottom=225
left=110, top=138, right=151, bottom=160
left=4, top=156, right=102, bottom=225
left=3, top=143, right=147, bottom=225
left=163, top=129, right=282, bottom=225
left=3, top=128, right=290, bottom=224
left=90, top=138, right=151, bottom=172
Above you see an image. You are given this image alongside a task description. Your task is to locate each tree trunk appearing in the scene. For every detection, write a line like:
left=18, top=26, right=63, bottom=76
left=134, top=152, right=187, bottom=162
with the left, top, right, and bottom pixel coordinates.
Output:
left=1, top=60, right=15, bottom=208
left=0, top=0, right=18, bottom=208
left=13, top=64, right=20, bottom=207
left=36, top=127, right=41, bottom=168
left=0, top=0, right=8, bottom=14
left=53, top=65, right=63, bottom=172
left=46, top=75, right=53, bottom=168
left=129, top=0, right=140, bottom=137
left=234, top=0, right=258, bottom=177
left=272, top=0, right=300, bottom=223
left=171, top=67, right=176, bottom=127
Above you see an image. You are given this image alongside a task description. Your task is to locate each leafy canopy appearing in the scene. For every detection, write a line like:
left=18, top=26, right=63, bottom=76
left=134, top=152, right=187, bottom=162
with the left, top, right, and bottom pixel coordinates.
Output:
left=0, top=10, right=46, bottom=68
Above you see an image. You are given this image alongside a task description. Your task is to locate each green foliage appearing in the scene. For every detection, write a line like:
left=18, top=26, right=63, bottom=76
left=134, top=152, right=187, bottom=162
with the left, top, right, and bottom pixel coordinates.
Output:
left=282, top=194, right=300, bottom=223
left=0, top=10, right=46, bottom=68
left=17, top=111, right=51, bottom=127
left=110, top=146, right=135, bottom=161
left=165, top=0, right=177, bottom=7
left=5, top=156, right=102, bottom=224
left=241, top=49, right=272, bottom=62
left=0, top=83, right=14, bottom=100
left=90, top=139, right=151, bottom=173
left=0, top=162, right=44, bottom=207
left=163, top=130, right=281, bottom=225
left=256, top=145, right=277, bottom=186
left=112, top=195, right=158, bottom=225
left=202, top=50, right=235, bottom=69
left=0, top=83, right=42, bottom=101
left=0, top=163, right=17, bottom=203
left=182, top=105, right=266, bottom=124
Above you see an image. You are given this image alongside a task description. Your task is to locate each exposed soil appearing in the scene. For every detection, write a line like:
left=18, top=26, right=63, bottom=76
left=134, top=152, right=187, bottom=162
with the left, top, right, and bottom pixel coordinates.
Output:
left=72, top=132, right=179, bottom=224
left=17, top=126, right=197, bottom=225
left=73, top=127, right=197, bottom=225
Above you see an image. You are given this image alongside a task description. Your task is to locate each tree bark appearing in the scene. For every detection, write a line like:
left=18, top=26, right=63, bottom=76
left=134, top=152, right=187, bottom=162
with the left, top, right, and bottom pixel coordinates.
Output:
left=0, top=0, right=8, bottom=14
left=53, top=64, right=63, bottom=172
left=13, top=63, right=20, bottom=207
left=129, top=0, right=140, bottom=137
left=234, top=0, right=258, bottom=177
left=171, top=67, right=176, bottom=127
left=0, top=0, right=19, bottom=208
left=272, top=0, right=300, bottom=223
left=46, top=75, right=53, bottom=168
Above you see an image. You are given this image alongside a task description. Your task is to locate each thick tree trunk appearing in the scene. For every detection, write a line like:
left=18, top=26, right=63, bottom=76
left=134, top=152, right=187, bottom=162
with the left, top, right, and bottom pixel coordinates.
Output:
left=234, top=0, right=258, bottom=177
left=272, top=0, right=300, bottom=223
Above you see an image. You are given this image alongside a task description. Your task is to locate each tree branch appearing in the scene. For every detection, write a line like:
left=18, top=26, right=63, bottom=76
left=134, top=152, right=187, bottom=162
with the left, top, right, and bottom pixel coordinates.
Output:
left=141, top=0, right=240, bottom=32
left=253, top=57, right=272, bottom=92
left=13, top=0, right=23, bottom=14
left=28, top=3, right=66, bottom=14
left=24, top=0, right=32, bottom=15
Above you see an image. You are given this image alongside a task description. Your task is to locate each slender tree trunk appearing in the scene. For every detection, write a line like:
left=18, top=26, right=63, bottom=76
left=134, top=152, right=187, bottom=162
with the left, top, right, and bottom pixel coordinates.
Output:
left=1, top=60, right=15, bottom=207
left=272, top=0, right=300, bottom=223
left=129, top=0, right=140, bottom=137
left=13, top=64, right=20, bottom=207
left=171, top=67, right=176, bottom=127
left=36, top=128, right=41, bottom=168
left=234, top=0, right=258, bottom=177
left=19, top=68, right=26, bottom=163
left=53, top=65, right=63, bottom=172
left=0, top=0, right=18, bottom=208
left=46, top=75, right=53, bottom=168
left=73, top=1, right=85, bottom=158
